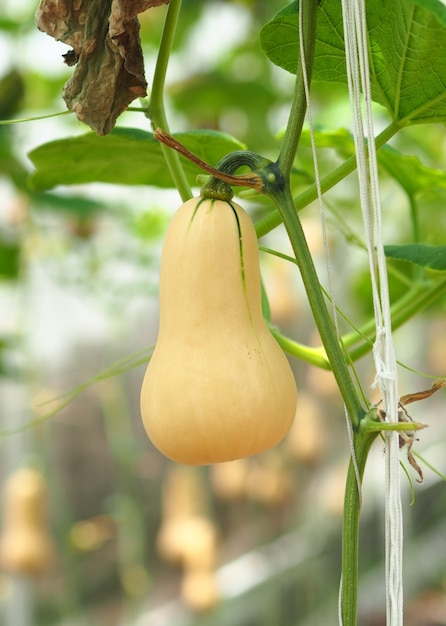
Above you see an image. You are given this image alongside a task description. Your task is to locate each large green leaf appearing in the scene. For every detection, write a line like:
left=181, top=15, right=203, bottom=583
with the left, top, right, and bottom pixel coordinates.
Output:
left=27, top=128, right=246, bottom=191
left=385, top=243, right=446, bottom=270
left=260, top=0, right=446, bottom=124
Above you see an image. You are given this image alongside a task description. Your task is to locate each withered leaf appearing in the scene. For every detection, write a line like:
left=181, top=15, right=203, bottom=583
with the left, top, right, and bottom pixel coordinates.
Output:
left=400, top=379, right=446, bottom=406
left=36, top=0, right=170, bottom=135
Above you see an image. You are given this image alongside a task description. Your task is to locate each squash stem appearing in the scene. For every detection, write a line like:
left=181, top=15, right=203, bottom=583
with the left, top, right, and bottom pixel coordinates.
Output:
left=147, top=0, right=192, bottom=201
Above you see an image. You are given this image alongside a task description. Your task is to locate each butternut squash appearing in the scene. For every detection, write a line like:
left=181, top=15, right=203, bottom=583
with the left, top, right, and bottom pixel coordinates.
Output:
left=180, top=568, right=220, bottom=612
left=0, top=468, right=55, bottom=577
left=140, top=195, right=297, bottom=465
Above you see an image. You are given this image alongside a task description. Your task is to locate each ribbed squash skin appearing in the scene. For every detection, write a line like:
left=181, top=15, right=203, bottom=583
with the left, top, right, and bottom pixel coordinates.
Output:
left=140, top=196, right=297, bottom=465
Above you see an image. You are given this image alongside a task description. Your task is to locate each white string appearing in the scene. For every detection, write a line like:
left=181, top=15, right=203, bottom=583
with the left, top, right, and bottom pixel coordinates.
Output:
left=297, top=13, right=338, bottom=335
left=354, top=5, right=404, bottom=623
left=340, top=1, right=403, bottom=625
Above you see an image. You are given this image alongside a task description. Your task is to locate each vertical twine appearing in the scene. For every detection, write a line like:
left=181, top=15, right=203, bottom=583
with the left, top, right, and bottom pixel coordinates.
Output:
left=340, top=1, right=403, bottom=625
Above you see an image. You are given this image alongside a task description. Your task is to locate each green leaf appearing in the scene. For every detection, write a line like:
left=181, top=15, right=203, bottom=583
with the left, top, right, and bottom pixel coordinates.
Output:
left=377, top=146, right=446, bottom=197
left=260, top=0, right=446, bottom=124
left=411, top=0, right=446, bottom=23
left=299, top=127, right=355, bottom=157
left=33, top=192, right=106, bottom=216
left=385, top=243, right=446, bottom=270
left=27, top=127, right=246, bottom=191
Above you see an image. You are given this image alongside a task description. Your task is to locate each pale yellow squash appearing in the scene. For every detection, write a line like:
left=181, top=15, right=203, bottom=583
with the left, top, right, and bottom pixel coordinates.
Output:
left=140, top=196, right=297, bottom=465
left=0, top=469, right=55, bottom=577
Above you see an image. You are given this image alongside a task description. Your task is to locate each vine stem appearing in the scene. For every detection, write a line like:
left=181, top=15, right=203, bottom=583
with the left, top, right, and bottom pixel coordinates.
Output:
left=269, top=0, right=365, bottom=424
left=147, top=0, right=192, bottom=201
left=256, top=122, right=401, bottom=239
left=277, top=0, right=317, bottom=178
left=341, top=428, right=378, bottom=626
left=269, top=3, right=384, bottom=625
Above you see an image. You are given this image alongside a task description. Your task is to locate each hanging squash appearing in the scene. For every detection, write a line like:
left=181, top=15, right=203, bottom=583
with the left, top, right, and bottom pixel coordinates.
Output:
left=0, top=468, right=55, bottom=577
left=141, top=194, right=297, bottom=464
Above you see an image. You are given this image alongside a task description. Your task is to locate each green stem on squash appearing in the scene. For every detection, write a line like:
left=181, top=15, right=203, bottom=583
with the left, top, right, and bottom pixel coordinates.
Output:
left=147, top=0, right=192, bottom=201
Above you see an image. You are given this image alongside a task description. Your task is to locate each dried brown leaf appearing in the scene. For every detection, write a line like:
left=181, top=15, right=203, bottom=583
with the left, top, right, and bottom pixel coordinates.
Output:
left=400, top=378, right=446, bottom=406
left=35, top=0, right=169, bottom=135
